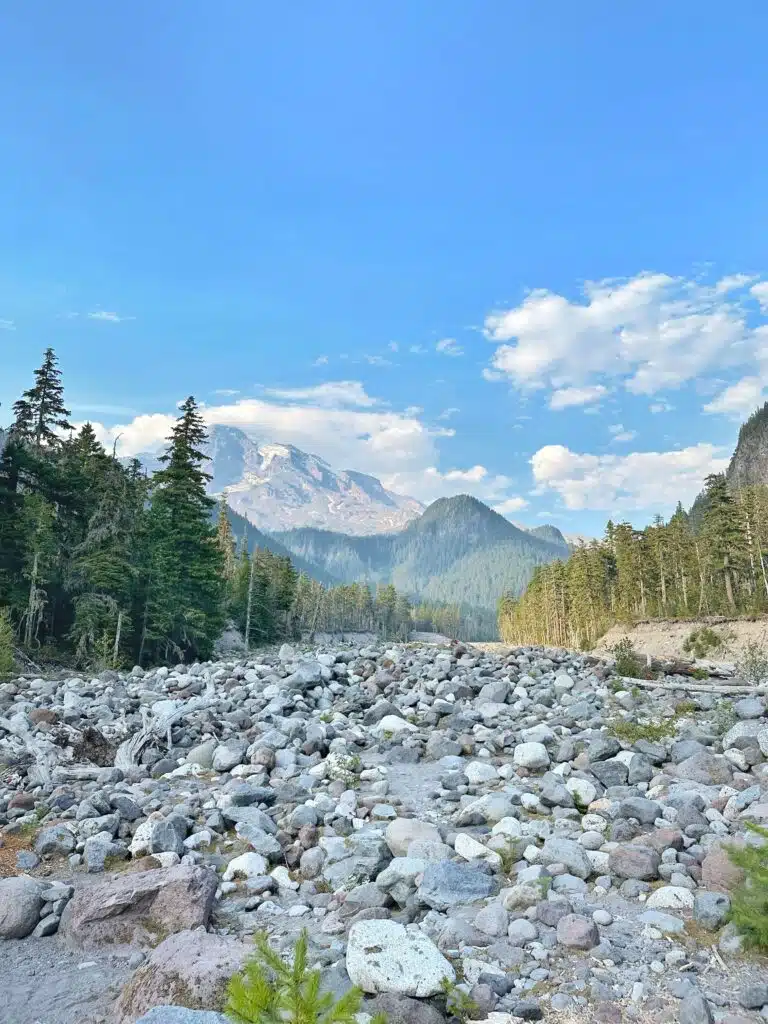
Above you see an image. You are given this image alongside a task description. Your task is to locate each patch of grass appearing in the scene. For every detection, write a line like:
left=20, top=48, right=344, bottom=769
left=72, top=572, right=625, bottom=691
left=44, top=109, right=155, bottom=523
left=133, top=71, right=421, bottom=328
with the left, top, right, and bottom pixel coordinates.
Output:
left=682, top=626, right=731, bottom=660
left=674, top=699, right=698, bottom=716
left=712, top=699, right=737, bottom=737
left=608, top=718, right=676, bottom=743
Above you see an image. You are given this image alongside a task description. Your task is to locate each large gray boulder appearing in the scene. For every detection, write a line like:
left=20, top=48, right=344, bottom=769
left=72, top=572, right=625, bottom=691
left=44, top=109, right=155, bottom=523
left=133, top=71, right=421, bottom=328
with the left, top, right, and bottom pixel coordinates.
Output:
left=385, top=818, right=442, bottom=857
left=0, top=876, right=44, bottom=939
left=418, top=861, right=496, bottom=910
left=59, top=866, right=217, bottom=948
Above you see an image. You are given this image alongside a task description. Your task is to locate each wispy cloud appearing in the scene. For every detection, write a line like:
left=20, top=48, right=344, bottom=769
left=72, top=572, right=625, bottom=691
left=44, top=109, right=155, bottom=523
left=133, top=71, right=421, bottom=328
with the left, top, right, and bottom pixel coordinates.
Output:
left=0, top=318, right=15, bottom=330
left=69, top=402, right=140, bottom=416
left=388, top=341, right=399, bottom=352
left=436, top=338, right=463, bottom=357
left=437, top=407, right=460, bottom=420
left=87, top=310, right=135, bottom=323
left=649, top=400, right=674, bottom=414
left=365, top=355, right=392, bottom=367
left=409, top=344, right=427, bottom=354
left=608, top=423, right=637, bottom=443
left=213, top=388, right=240, bottom=397
left=263, top=380, right=380, bottom=408
left=313, top=355, right=329, bottom=366
left=549, top=385, right=607, bottom=410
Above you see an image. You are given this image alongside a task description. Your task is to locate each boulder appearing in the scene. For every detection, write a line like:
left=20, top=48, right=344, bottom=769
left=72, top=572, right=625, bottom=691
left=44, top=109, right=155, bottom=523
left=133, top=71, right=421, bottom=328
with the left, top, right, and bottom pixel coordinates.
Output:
left=418, top=861, right=496, bottom=910
left=59, top=866, right=217, bottom=948
left=540, top=837, right=593, bottom=880
left=346, top=919, right=454, bottom=997
left=556, top=914, right=600, bottom=949
left=608, top=844, right=660, bottom=880
left=116, top=930, right=250, bottom=1023
left=385, top=818, right=442, bottom=857
left=0, top=876, right=44, bottom=939
left=513, top=742, right=550, bottom=770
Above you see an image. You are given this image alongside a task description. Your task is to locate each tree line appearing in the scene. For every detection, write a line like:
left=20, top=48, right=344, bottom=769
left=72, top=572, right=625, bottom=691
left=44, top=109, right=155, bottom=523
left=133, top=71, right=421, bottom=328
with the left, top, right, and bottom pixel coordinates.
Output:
left=0, top=350, right=456, bottom=669
left=498, top=472, right=768, bottom=649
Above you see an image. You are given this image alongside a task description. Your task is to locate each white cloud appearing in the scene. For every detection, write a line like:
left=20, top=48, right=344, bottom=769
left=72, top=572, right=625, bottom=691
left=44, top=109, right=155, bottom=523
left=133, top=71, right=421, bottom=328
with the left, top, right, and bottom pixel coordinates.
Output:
left=313, top=355, right=329, bottom=366
left=85, top=383, right=521, bottom=507
left=365, top=354, right=392, bottom=367
left=436, top=338, right=463, bottom=357
left=382, top=464, right=513, bottom=504
left=87, top=310, right=134, bottom=322
left=437, top=407, right=460, bottom=420
left=388, top=341, right=399, bottom=352
left=0, top=318, right=15, bottom=330
left=704, top=376, right=768, bottom=419
left=549, top=385, right=608, bottom=410
left=484, top=271, right=768, bottom=398
left=649, top=400, right=674, bottom=414
left=716, top=273, right=756, bottom=293
left=751, top=282, right=768, bottom=312
left=263, top=381, right=379, bottom=408
left=494, top=496, right=530, bottom=515
left=531, top=442, right=729, bottom=512
left=213, top=388, right=240, bottom=397
left=608, top=424, right=638, bottom=443
left=409, top=344, right=427, bottom=354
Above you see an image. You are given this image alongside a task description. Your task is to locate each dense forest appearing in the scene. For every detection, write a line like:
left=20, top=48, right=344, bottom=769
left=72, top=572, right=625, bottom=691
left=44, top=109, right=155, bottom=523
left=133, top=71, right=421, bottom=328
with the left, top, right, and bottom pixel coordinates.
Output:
left=274, top=495, right=568, bottom=640
left=0, top=350, right=448, bottom=669
left=499, top=429, right=768, bottom=650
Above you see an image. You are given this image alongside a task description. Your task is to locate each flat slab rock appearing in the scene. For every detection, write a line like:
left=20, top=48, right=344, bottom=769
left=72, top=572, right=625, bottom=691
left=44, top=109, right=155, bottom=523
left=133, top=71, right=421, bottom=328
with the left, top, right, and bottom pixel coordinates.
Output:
left=346, top=919, right=455, bottom=997
left=59, top=865, right=218, bottom=948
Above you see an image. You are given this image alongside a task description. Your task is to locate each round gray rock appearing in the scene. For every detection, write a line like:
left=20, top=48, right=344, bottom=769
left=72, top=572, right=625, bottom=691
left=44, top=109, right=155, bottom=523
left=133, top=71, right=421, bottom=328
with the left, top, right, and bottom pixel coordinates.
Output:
left=0, top=876, right=44, bottom=939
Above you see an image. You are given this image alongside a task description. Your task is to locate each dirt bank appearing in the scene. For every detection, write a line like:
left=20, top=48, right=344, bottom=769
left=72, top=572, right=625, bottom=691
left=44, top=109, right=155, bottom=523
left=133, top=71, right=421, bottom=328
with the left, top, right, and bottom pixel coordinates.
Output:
left=593, top=616, right=768, bottom=661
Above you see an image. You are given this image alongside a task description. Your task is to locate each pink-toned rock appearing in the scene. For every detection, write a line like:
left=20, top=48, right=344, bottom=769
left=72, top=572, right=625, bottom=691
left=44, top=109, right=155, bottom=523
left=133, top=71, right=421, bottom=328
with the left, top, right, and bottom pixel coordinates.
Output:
left=59, top=866, right=217, bottom=948
left=115, top=929, right=250, bottom=1023
left=701, top=843, right=745, bottom=893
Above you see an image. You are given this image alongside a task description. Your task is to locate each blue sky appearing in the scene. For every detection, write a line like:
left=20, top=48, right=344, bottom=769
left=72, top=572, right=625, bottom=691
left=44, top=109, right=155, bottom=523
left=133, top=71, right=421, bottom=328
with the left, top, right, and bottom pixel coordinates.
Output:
left=3, top=2, right=768, bottom=535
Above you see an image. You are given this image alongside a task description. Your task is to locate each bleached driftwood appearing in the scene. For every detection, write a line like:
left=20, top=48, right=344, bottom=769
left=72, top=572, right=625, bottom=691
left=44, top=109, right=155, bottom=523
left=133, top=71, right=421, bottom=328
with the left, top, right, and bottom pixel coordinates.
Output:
left=114, top=680, right=218, bottom=770
left=0, top=714, right=57, bottom=787
left=623, top=676, right=768, bottom=696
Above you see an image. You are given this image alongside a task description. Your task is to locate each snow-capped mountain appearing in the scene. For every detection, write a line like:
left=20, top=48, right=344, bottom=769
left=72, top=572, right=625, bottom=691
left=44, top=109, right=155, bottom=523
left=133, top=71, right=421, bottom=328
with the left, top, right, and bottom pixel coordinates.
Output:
left=140, top=425, right=423, bottom=535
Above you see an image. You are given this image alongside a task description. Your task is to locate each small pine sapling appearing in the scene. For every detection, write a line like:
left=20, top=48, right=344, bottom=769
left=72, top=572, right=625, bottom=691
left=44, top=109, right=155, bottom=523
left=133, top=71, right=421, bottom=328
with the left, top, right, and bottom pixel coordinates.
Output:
left=226, top=929, right=385, bottom=1024
left=727, top=823, right=768, bottom=951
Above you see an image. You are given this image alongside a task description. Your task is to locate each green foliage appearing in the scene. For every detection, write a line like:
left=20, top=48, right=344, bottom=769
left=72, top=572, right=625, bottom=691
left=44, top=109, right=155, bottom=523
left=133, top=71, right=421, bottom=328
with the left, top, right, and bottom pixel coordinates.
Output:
left=683, top=626, right=731, bottom=659
left=0, top=607, right=14, bottom=677
left=609, top=637, right=643, bottom=678
left=608, top=718, right=676, bottom=743
left=727, top=824, right=768, bottom=951
left=711, top=699, right=738, bottom=736
left=736, top=637, right=768, bottom=686
left=226, top=930, right=379, bottom=1024
left=439, top=977, right=478, bottom=1024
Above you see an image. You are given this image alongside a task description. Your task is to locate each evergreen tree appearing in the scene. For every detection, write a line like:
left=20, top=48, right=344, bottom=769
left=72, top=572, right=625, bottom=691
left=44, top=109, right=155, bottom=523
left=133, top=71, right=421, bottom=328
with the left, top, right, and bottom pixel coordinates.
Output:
left=142, top=397, right=224, bottom=662
left=13, top=347, right=72, bottom=449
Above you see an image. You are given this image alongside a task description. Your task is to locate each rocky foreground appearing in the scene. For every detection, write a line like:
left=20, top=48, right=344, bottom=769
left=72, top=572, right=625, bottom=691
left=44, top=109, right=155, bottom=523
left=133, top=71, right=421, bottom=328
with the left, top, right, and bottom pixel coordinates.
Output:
left=1, top=641, right=768, bottom=1024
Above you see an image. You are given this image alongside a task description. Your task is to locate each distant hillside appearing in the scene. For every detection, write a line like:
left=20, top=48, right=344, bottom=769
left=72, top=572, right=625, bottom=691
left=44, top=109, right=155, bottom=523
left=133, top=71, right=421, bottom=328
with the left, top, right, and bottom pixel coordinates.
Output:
left=690, top=401, right=768, bottom=525
left=223, top=504, right=339, bottom=587
left=273, top=494, right=567, bottom=638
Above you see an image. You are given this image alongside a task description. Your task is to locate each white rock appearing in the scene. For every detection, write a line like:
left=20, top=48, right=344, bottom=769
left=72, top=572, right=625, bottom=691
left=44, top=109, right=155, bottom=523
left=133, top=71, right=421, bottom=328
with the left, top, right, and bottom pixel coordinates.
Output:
left=646, top=886, right=695, bottom=910
left=346, top=920, right=454, bottom=997
left=491, top=817, right=522, bottom=838
left=223, top=852, right=269, bottom=881
left=373, top=716, right=417, bottom=737
left=455, top=833, right=502, bottom=868
left=513, top=742, right=550, bottom=770
left=464, top=761, right=499, bottom=785
left=566, top=777, right=597, bottom=806
left=271, top=866, right=299, bottom=890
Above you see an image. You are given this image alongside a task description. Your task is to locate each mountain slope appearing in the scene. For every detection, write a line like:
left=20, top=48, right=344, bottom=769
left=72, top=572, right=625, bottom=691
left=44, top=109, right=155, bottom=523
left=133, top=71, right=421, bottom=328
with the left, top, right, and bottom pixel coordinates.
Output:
left=274, top=494, right=567, bottom=638
left=223, top=504, right=339, bottom=586
left=726, top=402, right=768, bottom=489
left=136, top=424, right=423, bottom=535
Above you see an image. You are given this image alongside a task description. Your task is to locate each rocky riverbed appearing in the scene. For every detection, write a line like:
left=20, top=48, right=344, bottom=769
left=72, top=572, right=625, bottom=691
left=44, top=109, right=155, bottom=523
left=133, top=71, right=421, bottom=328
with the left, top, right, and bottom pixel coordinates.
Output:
left=1, top=640, right=768, bottom=1024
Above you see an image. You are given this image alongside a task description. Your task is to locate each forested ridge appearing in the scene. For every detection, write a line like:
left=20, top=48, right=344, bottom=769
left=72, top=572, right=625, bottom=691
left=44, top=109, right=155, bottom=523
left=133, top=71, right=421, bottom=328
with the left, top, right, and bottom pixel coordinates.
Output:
left=499, top=422, right=768, bottom=649
left=274, top=495, right=568, bottom=640
left=0, top=351, right=444, bottom=669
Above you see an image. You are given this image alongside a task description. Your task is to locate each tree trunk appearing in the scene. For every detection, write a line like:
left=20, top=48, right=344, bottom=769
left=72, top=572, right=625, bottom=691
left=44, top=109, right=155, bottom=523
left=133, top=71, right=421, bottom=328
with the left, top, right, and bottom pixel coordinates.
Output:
left=244, top=554, right=256, bottom=652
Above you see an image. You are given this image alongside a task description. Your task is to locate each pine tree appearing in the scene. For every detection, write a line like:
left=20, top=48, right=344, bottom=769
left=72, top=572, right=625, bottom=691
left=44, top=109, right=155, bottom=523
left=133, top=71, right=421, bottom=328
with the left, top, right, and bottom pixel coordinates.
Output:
left=142, top=398, right=224, bottom=663
left=702, top=474, right=745, bottom=611
left=13, top=348, right=72, bottom=449
left=215, top=494, right=238, bottom=583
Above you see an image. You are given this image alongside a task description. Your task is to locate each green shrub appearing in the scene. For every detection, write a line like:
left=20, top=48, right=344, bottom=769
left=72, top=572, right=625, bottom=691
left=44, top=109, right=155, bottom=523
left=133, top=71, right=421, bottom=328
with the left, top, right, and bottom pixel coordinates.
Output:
left=608, top=718, right=676, bottom=743
left=439, top=978, right=478, bottom=1024
left=711, top=699, right=737, bottom=737
left=736, top=638, right=768, bottom=687
left=226, top=930, right=383, bottom=1024
left=608, top=636, right=643, bottom=678
left=682, top=626, right=730, bottom=660
left=0, top=608, right=15, bottom=678
left=727, top=824, right=768, bottom=951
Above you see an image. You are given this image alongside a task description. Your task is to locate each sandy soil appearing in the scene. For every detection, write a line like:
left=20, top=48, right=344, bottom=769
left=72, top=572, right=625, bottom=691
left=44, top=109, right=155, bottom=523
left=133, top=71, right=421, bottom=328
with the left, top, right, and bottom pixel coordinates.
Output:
left=592, top=616, right=768, bottom=662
